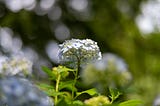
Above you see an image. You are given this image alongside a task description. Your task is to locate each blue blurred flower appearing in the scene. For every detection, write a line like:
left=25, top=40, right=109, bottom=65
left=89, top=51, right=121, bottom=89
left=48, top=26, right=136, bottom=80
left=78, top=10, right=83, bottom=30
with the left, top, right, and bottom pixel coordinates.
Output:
left=59, top=39, right=102, bottom=68
left=0, top=77, right=54, bottom=106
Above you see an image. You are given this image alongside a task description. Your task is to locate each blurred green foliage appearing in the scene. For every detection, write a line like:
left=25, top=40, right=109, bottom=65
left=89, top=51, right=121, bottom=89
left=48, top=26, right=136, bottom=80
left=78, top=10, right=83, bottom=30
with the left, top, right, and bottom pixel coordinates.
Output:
left=0, top=0, right=160, bottom=105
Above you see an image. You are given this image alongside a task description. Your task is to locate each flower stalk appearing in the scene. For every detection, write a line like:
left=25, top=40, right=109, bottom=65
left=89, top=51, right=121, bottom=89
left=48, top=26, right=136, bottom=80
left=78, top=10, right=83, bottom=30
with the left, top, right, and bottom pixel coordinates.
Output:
left=55, top=73, right=61, bottom=106
left=72, top=56, right=80, bottom=100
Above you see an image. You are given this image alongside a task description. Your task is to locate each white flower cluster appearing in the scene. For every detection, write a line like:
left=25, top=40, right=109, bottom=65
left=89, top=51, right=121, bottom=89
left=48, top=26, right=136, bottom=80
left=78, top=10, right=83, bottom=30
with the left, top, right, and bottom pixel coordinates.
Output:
left=59, top=39, right=102, bottom=68
left=0, top=77, right=54, bottom=106
left=0, top=55, right=32, bottom=77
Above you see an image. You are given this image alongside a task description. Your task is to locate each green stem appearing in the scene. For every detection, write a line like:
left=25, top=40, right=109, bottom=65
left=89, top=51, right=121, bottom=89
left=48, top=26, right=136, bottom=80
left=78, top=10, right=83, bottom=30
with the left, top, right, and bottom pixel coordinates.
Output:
left=71, top=57, right=80, bottom=101
left=110, top=98, right=114, bottom=104
left=55, top=74, right=61, bottom=106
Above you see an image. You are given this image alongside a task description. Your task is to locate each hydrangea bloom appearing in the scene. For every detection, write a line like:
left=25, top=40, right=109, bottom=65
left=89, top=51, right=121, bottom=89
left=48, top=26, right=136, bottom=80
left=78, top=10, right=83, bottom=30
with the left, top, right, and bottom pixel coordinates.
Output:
left=59, top=39, right=102, bottom=68
left=0, top=55, right=32, bottom=77
left=82, top=53, right=132, bottom=91
left=0, top=77, right=54, bottom=106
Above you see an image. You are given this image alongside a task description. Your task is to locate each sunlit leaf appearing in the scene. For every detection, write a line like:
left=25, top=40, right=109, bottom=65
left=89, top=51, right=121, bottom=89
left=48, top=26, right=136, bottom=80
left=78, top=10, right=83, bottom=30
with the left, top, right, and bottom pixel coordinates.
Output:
left=119, top=100, right=143, bottom=106
left=76, top=88, right=98, bottom=97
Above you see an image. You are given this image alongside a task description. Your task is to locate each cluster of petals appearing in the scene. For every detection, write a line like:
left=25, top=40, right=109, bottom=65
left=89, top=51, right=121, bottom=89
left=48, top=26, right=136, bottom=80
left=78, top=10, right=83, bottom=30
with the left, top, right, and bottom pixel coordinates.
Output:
left=59, top=39, right=102, bottom=68
left=0, top=55, right=32, bottom=77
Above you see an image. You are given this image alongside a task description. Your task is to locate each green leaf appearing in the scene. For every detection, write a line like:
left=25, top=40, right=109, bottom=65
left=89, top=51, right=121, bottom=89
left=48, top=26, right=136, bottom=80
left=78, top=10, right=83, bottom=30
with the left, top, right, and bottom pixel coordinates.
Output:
left=42, top=88, right=56, bottom=96
left=76, top=88, right=98, bottom=97
left=37, top=83, right=58, bottom=96
left=59, top=80, right=77, bottom=91
left=38, top=83, right=55, bottom=89
left=119, top=100, right=143, bottom=106
left=42, top=66, right=56, bottom=80
left=40, top=86, right=67, bottom=97
left=48, top=92, right=65, bottom=97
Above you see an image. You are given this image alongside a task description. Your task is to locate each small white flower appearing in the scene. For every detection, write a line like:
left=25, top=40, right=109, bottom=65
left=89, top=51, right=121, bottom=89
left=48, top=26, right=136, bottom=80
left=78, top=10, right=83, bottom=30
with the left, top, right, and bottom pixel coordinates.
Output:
left=59, top=39, right=102, bottom=68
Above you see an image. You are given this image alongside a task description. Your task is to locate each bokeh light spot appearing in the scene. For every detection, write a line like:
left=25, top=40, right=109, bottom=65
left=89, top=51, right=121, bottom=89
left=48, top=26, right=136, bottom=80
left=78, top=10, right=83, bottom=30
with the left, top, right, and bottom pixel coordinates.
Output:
left=46, top=41, right=59, bottom=63
left=69, top=0, right=88, bottom=12
left=54, top=24, right=70, bottom=41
